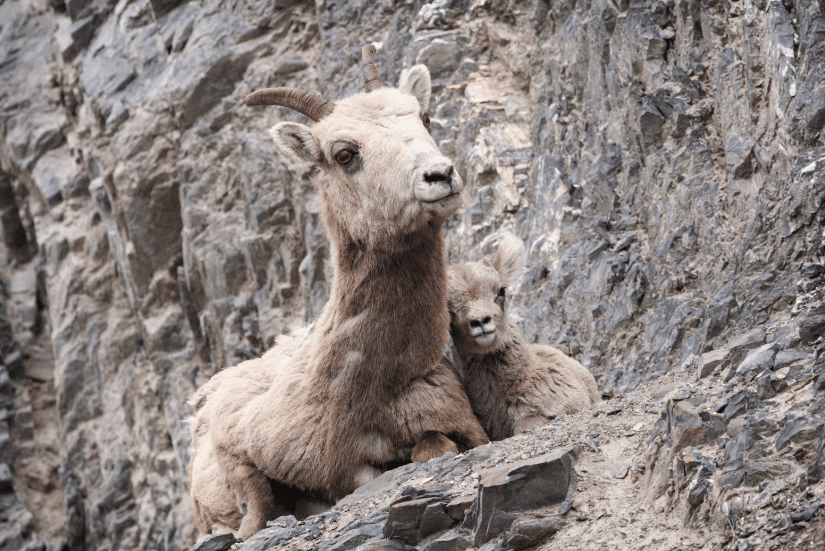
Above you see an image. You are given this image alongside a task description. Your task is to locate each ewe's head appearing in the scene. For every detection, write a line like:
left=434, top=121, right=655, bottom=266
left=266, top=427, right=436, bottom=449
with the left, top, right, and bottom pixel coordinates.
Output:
left=247, top=45, right=462, bottom=248
left=448, top=233, right=525, bottom=354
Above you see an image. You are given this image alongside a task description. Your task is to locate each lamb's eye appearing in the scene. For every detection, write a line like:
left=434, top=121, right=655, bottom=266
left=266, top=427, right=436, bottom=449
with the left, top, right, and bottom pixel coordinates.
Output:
left=335, top=150, right=354, bottom=165
left=422, top=113, right=431, bottom=129
left=497, top=287, right=506, bottom=298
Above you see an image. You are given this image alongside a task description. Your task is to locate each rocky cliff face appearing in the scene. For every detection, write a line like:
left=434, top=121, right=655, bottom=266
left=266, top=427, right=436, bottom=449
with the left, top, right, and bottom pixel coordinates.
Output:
left=0, top=0, right=824, bottom=549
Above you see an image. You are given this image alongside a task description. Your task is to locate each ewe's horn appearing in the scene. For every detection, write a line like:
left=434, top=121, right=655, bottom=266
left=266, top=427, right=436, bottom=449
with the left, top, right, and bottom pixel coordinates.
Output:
left=361, top=44, right=385, bottom=93
left=245, top=88, right=335, bottom=122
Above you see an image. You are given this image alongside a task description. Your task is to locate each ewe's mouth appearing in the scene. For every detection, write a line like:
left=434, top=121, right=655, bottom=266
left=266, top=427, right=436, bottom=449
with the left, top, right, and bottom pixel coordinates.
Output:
left=415, top=180, right=460, bottom=203
left=474, top=332, right=496, bottom=346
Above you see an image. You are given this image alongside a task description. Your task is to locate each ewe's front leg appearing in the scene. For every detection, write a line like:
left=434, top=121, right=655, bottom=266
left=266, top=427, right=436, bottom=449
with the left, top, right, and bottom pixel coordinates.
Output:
left=513, top=413, right=552, bottom=435
left=397, top=358, right=489, bottom=451
left=411, top=431, right=459, bottom=463
left=226, top=461, right=283, bottom=540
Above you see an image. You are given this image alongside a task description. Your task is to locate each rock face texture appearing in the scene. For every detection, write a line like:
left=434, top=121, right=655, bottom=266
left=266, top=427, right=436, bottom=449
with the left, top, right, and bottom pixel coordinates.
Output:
left=0, top=0, right=824, bottom=549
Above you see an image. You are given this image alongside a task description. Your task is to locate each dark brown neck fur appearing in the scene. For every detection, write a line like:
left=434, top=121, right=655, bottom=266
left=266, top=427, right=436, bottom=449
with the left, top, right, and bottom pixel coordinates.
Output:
left=309, top=202, right=449, bottom=407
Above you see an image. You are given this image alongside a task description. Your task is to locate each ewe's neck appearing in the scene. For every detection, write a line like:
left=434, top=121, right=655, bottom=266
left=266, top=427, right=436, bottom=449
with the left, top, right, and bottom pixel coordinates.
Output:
left=314, top=220, right=450, bottom=394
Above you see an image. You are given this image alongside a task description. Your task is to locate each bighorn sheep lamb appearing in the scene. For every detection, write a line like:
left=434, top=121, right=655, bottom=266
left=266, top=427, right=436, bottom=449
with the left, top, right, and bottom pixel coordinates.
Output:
left=188, top=46, right=489, bottom=540
left=448, top=233, right=601, bottom=441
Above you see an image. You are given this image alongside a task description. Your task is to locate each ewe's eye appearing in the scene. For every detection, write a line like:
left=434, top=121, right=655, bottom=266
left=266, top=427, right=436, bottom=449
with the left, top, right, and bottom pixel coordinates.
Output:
left=335, top=150, right=354, bottom=165
left=421, top=113, right=431, bottom=129
left=497, top=287, right=506, bottom=298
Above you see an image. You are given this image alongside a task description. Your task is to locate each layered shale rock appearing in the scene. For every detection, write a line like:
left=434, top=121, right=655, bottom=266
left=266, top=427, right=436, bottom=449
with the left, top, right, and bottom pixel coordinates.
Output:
left=0, top=0, right=824, bottom=549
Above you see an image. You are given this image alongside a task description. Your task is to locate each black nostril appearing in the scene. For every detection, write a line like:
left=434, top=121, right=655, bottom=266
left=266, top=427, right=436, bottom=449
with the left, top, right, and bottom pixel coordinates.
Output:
left=424, top=166, right=453, bottom=183
left=481, top=316, right=491, bottom=325
left=469, top=318, right=482, bottom=328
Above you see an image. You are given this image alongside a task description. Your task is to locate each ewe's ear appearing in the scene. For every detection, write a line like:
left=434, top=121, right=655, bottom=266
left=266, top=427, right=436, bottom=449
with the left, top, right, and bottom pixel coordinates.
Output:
left=270, top=122, right=321, bottom=164
left=493, top=233, right=525, bottom=288
left=446, top=269, right=464, bottom=312
left=398, top=65, right=432, bottom=113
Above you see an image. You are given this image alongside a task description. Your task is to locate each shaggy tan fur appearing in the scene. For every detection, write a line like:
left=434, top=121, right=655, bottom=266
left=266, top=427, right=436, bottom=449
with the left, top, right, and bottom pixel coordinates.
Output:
left=448, top=233, right=601, bottom=441
left=188, top=55, right=489, bottom=540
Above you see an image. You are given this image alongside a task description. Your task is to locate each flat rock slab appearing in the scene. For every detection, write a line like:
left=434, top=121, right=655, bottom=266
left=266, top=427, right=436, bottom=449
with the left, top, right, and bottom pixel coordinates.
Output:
left=502, top=517, right=565, bottom=551
left=728, top=327, right=767, bottom=365
left=735, top=343, right=777, bottom=379
left=190, top=533, right=240, bottom=551
left=775, top=418, right=825, bottom=451
left=421, top=531, right=473, bottom=551
left=385, top=497, right=450, bottom=545
left=473, top=448, right=576, bottom=546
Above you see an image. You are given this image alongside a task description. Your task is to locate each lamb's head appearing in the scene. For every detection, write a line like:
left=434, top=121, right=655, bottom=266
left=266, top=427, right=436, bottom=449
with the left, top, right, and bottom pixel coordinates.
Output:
left=247, top=45, right=461, bottom=248
left=448, top=233, right=525, bottom=354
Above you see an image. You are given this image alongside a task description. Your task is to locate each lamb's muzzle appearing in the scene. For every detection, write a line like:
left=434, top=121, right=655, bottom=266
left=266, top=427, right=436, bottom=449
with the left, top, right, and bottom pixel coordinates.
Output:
left=468, top=315, right=496, bottom=345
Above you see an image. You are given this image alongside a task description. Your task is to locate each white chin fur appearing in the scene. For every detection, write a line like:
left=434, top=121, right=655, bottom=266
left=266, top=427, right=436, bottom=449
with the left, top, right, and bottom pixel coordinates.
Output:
left=474, top=333, right=496, bottom=346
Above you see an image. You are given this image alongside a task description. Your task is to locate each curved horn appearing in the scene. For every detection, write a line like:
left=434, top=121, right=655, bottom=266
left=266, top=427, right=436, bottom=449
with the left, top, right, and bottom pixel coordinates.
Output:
left=245, top=88, right=335, bottom=122
left=361, top=44, right=385, bottom=93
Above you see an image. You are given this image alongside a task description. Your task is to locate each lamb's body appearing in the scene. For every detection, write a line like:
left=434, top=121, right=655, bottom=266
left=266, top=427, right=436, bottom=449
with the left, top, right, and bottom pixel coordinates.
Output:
left=449, top=234, right=600, bottom=441
left=457, top=334, right=601, bottom=441
left=189, top=49, right=488, bottom=540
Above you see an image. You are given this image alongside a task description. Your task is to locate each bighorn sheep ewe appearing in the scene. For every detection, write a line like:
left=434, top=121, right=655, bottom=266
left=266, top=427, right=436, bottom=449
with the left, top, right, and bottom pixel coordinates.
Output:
left=448, top=233, right=600, bottom=441
left=188, top=46, right=489, bottom=540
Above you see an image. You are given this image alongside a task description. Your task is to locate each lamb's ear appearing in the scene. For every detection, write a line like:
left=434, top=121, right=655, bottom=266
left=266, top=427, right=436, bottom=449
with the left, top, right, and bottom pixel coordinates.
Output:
left=270, top=122, right=321, bottom=164
left=493, top=233, right=525, bottom=287
left=398, top=65, right=431, bottom=114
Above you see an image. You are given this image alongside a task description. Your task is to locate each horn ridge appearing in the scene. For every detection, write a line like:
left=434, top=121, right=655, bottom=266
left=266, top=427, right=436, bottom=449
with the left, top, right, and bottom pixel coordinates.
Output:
left=361, top=44, right=385, bottom=93
left=245, top=88, right=335, bottom=122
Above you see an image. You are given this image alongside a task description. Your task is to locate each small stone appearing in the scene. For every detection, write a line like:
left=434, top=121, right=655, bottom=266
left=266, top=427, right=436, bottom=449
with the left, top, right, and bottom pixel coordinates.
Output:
left=815, top=360, right=825, bottom=393
left=360, top=540, right=414, bottom=551
left=502, top=517, right=565, bottom=551
left=799, top=315, right=825, bottom=345
left=446, top=496, right=475, bottom=521
left=319, top=525, right=383, bottom=551
left=420, top=502, right=455, bottom=538
left=790, top=503, right=821, bottom=523
left=272, top=53, right=309, bottom=75
left=639, top=101, right=666, bottom=147
left=189, top=533, right=240, bottom=551
left=742, top=459, right=791, bottom=487
left=687, top=469, right=713, bottom=507
left=727, top=417, right=747, bottom=438
left=756, top=371, right=778, bottom=399
left=0, top=462, right=13, bottom=494
left=723, top=389, right=757, bottom=421
left=698, top=348, right=730, bottom=379
left=728, top=328, right=767, bottom=366
left=2, top=351, right=23, bottom=378
left=422, top=532, right=473, bottom=551
left=750, top=418, right=780, bottom=438
left=774, top=350, right=810, bottom=369
left=724, top=430, right=764, bottom=464
left=385, top=497, right=440, bottom=545
left=801, top=263, right=824, bottom=278
left=612, top=462, right=631, bottom=479
left=735, top=343, right=777, bottom=380
left=670, top=401, right=726, bottom=452
left=776, top=418, right=825, bottom=451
